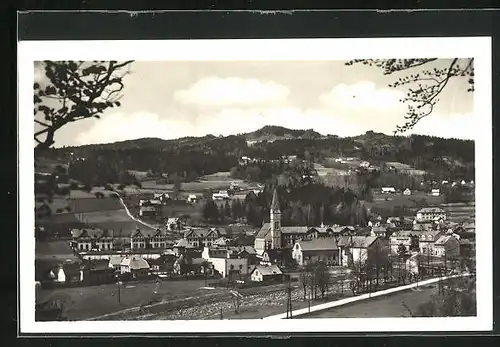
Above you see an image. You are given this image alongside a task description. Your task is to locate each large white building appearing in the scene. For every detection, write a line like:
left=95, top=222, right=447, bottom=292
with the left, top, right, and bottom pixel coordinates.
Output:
left=416, top=207, right=447, bottom=222
left=201, top=247, right=249, bottom=278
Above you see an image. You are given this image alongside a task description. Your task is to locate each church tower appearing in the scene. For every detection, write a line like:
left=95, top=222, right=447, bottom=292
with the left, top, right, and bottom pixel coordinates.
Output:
left=270, top=189, right=282, bottom=249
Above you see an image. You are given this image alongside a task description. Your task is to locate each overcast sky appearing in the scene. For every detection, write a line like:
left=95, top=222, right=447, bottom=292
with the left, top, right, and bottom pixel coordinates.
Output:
left=35, top=59, right=474, bottom=147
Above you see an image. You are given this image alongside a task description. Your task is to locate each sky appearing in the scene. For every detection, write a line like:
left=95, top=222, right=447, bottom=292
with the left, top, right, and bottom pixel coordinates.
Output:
left=34, top=59, right=475, bottom=147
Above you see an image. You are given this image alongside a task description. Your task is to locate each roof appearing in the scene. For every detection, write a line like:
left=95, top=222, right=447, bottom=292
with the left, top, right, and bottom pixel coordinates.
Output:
left=271, top=189, right=280, bottom=212
left=281, top=226, right=309, bottom=234
left=252, top=265, right=283, bottom=276
left=381, top=187, right=396, bottom=191
left=255, top=223, right=271, bottom=239
left=184, top=228, right=220, bottom=239
left=419, top=229, right=443, bottom=241
left=120, top=256, right=150, bottom=270
left=229, top=245, right=257, bottom=255
left=59, top=262, right=82, bottom=276
left=71, top=228, right=114, bottom=239
left=82, top=259, right=110, bottom=271
left=109, top=255, right=125, bottom=266
left=174, top=238, right=194, bottom=248
left=296, top=238, right=338, bottom=251
left=391, top=230, right=421, bottom=238
left=337, top=236, right=378, bottom=248
left=166, top=217, right=179, bottom=224
left=331, top=226, right=355, bottom=234
left=131, top=227, right=167, bottom=239
left=213, top=236, right=231, bottom=246
left=418, top=207, right=446, bottom=214
left=371, top=225, right=387, bottom=233
left=435, top=235, right=458, bottom=245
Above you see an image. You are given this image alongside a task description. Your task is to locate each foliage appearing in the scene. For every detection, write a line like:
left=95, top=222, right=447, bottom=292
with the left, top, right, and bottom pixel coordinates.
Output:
left=345, top=58, right=474, bottom=133
left=34, top=60, right=133, bottom=152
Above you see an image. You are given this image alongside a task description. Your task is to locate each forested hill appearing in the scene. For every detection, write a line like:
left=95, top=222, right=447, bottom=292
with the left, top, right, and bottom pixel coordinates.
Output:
left=45, top=126, right=474, bottom=183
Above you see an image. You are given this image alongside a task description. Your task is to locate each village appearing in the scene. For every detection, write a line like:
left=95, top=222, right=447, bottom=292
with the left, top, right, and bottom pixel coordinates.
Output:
left=34, top=152, right=476, bottom=321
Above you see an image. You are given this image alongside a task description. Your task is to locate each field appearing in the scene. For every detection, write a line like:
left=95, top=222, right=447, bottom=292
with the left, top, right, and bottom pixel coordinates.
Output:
left=301, top=284, right=439, bottom=318
left=68, top=197, right=123, bottom=213
left=74, top=210, right=133, bottom=224
left=35, top=240, right=79, bottom=261
left=314, top=163, right=349, bottom=177
left=366, top=191, right=444, bottom=211
left=35, top=196, right=70, bottom=214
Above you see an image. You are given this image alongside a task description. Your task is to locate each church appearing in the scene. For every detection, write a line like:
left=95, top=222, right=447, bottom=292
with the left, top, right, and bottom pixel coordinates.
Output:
left=254, top=189, right=311, bottom=255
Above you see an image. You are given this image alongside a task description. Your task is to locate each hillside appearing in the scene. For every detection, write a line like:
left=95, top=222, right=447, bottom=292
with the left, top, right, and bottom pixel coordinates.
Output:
left=45, top=126, right=475, bottom=185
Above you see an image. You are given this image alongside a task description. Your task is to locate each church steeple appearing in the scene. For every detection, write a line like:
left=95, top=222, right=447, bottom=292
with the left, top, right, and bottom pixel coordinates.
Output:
left=270, top=189, right=281, bottom=249
left=271, top=188, right=280, bottom=212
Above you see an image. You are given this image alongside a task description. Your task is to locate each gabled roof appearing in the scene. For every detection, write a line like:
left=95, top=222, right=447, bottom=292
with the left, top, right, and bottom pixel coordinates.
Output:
left=252, top=264, right=283, bottom=276
left=281, top=226, right=309, bottom=234
left=71, top=228, right=112, bottom=239
left=337, top=236, right=378, bottom=248
left=174, top=238, right=195, bottom=248
left=184, top=228, right=220, bottom=239
left=120, top=256, right=150, bottom=270
left=296, top=238, right=338, bottom=251
left=58, top=262, right=82, bottom=276
left=82, top=259, right=110, bottom=271
left=255, top=223, right=271, bottom=239
left=131, top=227, right=166, bottom=239
left=166, top=217, right=180, bottom=224
left=391, top=230, right=422, bottom=238
left=418, top=207, right=446, bottom=214
left=435, top=235, right=458, bottom=245
left=419, top=229, right=444, bottom=241
left=109, top=255, right=125, bottom=267
left=371, top=225, right=387, bottom=233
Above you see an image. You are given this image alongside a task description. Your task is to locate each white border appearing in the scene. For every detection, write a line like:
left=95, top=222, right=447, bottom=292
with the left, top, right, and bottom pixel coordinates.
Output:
left=19, top=37, right=492, bottom=334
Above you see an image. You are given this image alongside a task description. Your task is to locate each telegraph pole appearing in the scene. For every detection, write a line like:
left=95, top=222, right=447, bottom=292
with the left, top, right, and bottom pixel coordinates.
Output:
left=285, top=275, right=293, bottom=319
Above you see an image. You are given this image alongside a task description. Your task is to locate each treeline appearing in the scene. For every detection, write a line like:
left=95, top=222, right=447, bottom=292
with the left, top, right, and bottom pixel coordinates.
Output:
left=201, top=184, right=369, bottom=227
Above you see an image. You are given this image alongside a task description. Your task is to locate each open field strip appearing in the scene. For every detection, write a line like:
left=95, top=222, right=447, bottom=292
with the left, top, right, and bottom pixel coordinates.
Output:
left=262, top=273, right=471, bottom=320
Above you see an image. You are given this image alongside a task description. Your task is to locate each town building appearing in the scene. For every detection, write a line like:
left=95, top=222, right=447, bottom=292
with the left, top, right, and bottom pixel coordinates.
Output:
left=434, top=234, right=460, bottom=258
left=291, top=238, right=339, bottom=266
left=184, top=227, right=224, bottom=248
left=173, top=254, right=211, bottom=275
left=165, top=217, right=183, bottom=232
left=138, top=199, right=162, bottom=217
left=431, top=189, right=440, bottom=196
left=130, top=227, right=169, bottom=250
left=389, top=230, right=420, bottom=254
left=416, top=207, right=447, bottom=222
left=403, top=188, right=412, bottom=195
left=337, top=235, right=385, bottom=267
left=381, top=187, right=396, bottom=194
left=120, top=256, right=150, bottom=278
left=201, top=246, right=252, bottom=277
left=419, top=229, right=445, bottom=256
left=250, top=265, right=283, bottom=283
left=70, top=228, right=114, bottom=251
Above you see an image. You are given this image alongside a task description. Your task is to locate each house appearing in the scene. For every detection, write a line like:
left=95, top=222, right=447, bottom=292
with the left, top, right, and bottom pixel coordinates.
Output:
left=149, top=254, right=176, bottom=275
left=153, top=193, right=170, bottom=203
left=187, top=194, right=198, bottom=203
left=173, top=238, right=197, bottom=256
left=381, top=187, right=396, bottom=194
left=292, top=238, right=339, bottom=266
left=359, top=161, right=370, bottom=168
left=108, top=255, right=125, bottom=271
left=389, top=230, right=420, bottom=254
left=416, top=207, right=447, bottom=222
left=173, top=255, right=212, bottom=276
left=250, top=265, right=283, bottom=283
left=419, top=229, right=445, bottom=256
left=431, top=189, right=440, bottom=196
left=260, top=248, right=293, bottom=268
left=213, top=236, right=231, bottom=247
left=403, top=188, right=412, bottom=195
left=434, top=235, right=460, bottom=258
left=51, top=262, right=83, bottom=283
left=80, top=259, right=115, bottom=284
left=130, top=227, right=169, bottom=250
left=199, top=248, right=247, bottom=278
left=370, top=225, right=387, bottom=238
left=337, top=236, right=385, bottom=267
left=70, top=228, right=114, bottom=252
left=120, top=256, right=150, bottom=278
left=166, top=217, right=183, bottom=232
left=184, top=228, right=223, bottom=248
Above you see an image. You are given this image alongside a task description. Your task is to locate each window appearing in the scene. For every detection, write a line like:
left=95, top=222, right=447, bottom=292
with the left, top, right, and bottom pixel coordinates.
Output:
left=239, top=264, right=243, bottom=270
left=274, top=221, right=279, bottom=229
left=230, top=265, right=235, bottom=270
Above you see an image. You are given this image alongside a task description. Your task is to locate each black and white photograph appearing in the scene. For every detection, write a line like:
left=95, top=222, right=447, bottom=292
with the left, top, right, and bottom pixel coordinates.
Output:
left=18, top=37, right=492, bottom=334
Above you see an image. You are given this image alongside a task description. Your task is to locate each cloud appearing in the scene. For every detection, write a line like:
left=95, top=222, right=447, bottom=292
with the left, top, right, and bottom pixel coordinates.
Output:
left=320, top=81, right=404, bottom=110
left=173, top=77, right=290, bottom=106
left=410, top=113, right=476, bottom=140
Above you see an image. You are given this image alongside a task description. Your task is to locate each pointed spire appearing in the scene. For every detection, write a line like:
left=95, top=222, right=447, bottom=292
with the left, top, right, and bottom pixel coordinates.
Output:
left=271, top=189, right=280, bottom=212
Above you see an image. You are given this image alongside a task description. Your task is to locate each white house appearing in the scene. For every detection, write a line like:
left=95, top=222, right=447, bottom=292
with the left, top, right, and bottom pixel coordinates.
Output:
left=187, top=194, right=198, bottom=203
left=120, top=256, right=150, bottom=277
left=403, top=188, right=411, bottom=195
left=419, top=229, right=445, bottom=256
left=360, top=161, right=370, bottom=168
left=416, top=207, right=447, bottom=222
left=337, top=236, right=385, bottom=267
left=292, top=238, right=339, bottom=266
left=381, top=187, right=396, bottom=194
left=250, top=265, right=283, bottom=282
left=431, top=189, right=440, bottom=196
left=201, top=247, right=249, bottom=278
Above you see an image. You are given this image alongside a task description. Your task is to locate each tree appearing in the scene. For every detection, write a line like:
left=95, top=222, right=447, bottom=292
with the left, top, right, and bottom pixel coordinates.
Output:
left=345, top=58, right=474, bottom=133
left=315, top=262, right=330, bottom=299
left=203, top=200, right=219, bottom=224
left=34, top=60, right=134, bottom=153
left=172, top=173, right=181, bottom=200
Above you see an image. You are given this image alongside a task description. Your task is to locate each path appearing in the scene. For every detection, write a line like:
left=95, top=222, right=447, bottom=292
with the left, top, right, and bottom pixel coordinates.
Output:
left=116, top=195, right=157, bottom=230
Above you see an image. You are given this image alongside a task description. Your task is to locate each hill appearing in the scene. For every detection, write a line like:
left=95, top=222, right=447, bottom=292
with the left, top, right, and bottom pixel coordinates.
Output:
left=45, top=127, right=474, bottom=186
